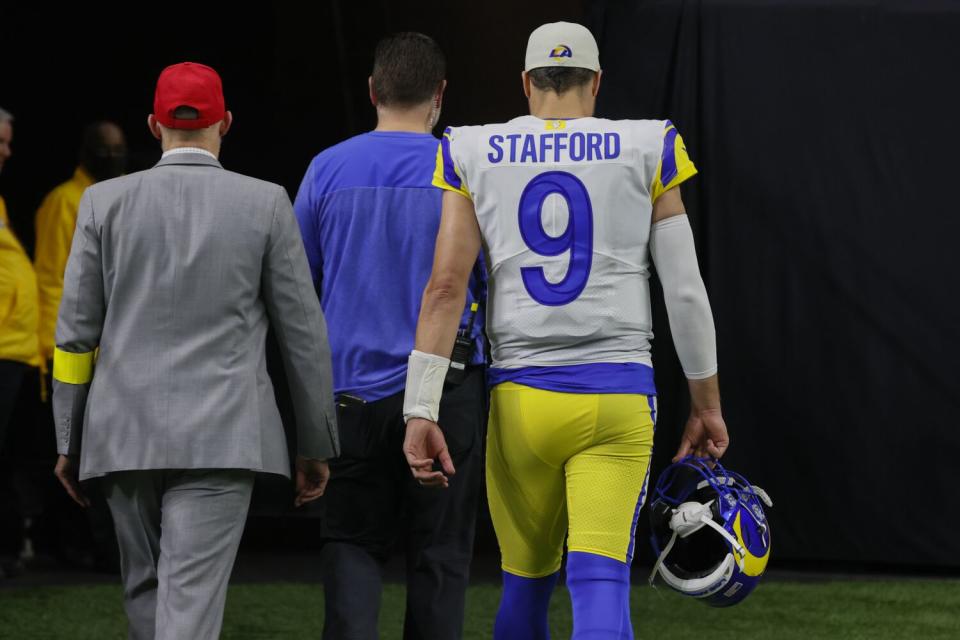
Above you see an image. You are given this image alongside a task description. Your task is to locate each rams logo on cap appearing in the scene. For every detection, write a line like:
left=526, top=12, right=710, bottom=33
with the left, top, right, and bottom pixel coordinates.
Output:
left=549, top=44, right=572, bottom=58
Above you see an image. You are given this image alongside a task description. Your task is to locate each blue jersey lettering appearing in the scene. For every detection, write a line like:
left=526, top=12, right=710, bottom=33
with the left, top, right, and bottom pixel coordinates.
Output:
left=487, top=132, right=622, bottom=164
left=488, top=135, right=504, bottom=163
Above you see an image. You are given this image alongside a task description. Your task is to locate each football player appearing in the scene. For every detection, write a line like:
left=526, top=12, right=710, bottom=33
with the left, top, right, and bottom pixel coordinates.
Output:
left=402, top=21, right=729, bottom=639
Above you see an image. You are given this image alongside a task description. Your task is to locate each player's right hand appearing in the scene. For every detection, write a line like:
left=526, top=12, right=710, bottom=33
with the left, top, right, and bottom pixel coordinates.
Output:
left=673, top=408, right=730, bottom=462
left=404, top=417, right=455, bottom=488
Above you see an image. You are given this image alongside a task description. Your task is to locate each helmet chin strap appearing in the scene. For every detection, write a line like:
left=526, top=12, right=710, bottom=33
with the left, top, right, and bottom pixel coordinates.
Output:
left=701, top=513, right=746, bottom=561
left=648, top=500, right=747, bottom=586
left=648, top=526, right=679, bottom=586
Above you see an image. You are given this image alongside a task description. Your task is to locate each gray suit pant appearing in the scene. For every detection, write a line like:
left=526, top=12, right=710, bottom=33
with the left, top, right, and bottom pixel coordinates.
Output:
left=102, top=469, right=254, bottom=640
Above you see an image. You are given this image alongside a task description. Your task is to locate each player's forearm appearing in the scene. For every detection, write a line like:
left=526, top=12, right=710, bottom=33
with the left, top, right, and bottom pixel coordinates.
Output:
left=403, top=279, right=466, bottom=424
left=414, top=276, right=468, bottom=359
left=687, top=374, right=721, bottom=413
left=404, top=190, right=481, bottom=424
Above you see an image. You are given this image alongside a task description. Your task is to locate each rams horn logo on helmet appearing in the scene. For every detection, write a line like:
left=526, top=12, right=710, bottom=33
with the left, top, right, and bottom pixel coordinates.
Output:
left=549, top=44, right=572, bottom=58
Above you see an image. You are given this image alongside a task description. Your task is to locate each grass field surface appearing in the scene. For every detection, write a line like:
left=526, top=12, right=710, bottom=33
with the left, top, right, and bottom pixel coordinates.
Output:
left=1, top=579, right=957, bottom=639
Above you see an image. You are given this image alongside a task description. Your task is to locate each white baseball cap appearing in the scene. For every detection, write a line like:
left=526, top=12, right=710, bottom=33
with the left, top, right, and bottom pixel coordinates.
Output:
left=524, top=22, right=601, bottom=72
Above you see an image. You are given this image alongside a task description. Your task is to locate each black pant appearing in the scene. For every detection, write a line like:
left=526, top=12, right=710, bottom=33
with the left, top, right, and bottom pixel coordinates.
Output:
left=1, top=362, right=118, bottom=571
left=320, top=367, right=486, bottom=640
left=0, top=360, right=28, bottom=453
left=0, top=360, right=29, bottom=559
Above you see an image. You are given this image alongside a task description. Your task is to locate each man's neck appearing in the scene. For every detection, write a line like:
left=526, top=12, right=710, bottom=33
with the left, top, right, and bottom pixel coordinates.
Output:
left=374, top=105, right=433, bottom=134
left=529, top=92, right=593, bottom=120
left=162, top=141, right=220, bottom=158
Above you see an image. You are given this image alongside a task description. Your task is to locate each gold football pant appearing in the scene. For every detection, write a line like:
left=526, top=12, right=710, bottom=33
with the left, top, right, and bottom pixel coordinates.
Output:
left=486, top=382, right=656, bottom=577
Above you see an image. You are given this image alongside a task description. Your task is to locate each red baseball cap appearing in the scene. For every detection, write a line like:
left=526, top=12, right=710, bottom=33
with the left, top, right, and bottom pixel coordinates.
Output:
left=153, top=62, right=226, bottom=130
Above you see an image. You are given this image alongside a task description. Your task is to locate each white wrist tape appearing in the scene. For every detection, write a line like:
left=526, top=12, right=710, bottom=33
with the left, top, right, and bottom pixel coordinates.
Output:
left=649, top=215, right=718, bottom=379
left=403, top=350, right=451, bottom=423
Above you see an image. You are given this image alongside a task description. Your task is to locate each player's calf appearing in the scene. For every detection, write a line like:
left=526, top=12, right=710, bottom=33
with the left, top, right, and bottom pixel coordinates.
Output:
left=566, top=551, right=632, bottom=639
left=494, top=570, right=559, bottom=640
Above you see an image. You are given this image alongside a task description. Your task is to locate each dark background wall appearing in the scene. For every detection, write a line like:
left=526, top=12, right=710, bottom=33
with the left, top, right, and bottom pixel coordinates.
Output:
left=590, top=0, right=960, bottom=569
left=2, top=1, right=958, bottom=570
left=0, top=1, right=583, bottom=246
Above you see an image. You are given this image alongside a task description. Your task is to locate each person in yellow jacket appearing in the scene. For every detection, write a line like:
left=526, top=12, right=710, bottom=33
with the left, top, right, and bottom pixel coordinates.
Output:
left=27, top=121, right=126, bottom=576
left=0, top=107, right=40, bottom=455
left=34, top=121, right=126, bottom=363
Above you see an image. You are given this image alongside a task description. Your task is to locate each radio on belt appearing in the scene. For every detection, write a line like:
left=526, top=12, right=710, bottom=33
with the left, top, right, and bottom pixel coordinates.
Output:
left=445, top=302, right=479, bottom=385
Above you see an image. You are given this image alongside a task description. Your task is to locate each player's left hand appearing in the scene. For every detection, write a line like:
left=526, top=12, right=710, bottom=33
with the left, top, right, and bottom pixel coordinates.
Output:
left=673, top=408, right=729, bottom=462
left=54, top=454, right=90, bottom=508
left=404, top=417, right=455, bottom=488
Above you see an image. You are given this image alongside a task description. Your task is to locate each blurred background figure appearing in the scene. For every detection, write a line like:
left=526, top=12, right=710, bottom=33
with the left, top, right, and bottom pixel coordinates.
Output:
left=35, top=121, right=127, bottom=366
left=4, top=121, right=128, bottom=576
left=0, top=106, right=42, bottom=579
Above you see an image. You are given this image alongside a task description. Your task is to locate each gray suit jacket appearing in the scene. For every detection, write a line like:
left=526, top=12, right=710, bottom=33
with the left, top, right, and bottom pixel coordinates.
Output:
left=53, top=152, right=339, bottom=480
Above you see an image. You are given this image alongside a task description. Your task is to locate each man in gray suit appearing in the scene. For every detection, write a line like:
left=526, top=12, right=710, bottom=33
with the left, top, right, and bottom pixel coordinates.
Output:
left=51, top=62, right=339, bottom=640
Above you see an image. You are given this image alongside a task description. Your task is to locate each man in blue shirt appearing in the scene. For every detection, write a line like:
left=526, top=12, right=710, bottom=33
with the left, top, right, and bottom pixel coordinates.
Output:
left=294, top=32, right=486, bottom=640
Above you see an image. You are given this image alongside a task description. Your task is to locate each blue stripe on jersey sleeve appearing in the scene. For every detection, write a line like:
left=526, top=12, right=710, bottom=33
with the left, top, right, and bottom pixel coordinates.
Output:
left=660, top=120, right=679, bottom=188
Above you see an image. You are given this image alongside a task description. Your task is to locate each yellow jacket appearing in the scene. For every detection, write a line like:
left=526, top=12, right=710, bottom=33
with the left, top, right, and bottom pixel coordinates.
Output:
left=0, top=196, right=41, bottom=367
left=34, top=166, right=94, bottom=362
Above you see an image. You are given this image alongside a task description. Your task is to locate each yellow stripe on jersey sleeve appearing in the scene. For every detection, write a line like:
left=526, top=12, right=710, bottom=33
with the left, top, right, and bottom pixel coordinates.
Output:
left=651, top=122, right=698, bottom=204
left=432, top=130, right=472, bottom=200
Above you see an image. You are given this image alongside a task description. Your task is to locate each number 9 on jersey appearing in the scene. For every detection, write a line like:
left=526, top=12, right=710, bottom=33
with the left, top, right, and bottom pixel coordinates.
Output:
left=518, top=171, right=594, bottom=306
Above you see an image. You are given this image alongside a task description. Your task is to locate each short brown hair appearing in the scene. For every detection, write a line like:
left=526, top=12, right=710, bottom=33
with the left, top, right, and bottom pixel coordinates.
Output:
left=528, top=67, right=595, bottom=95
left=372, top=32, right=446, bottom=107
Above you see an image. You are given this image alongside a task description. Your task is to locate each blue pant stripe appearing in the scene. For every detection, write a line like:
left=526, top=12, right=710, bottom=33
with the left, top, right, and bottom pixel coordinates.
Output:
left=626, top=395, right=657, bottom=562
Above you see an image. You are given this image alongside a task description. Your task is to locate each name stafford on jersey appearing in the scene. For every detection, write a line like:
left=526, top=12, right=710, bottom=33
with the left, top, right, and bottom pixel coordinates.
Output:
left=487, top=132, right=621, bottom=164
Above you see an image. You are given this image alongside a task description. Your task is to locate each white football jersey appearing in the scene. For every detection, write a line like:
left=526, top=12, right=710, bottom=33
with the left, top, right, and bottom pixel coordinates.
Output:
left=433, top=115, right=696, bottom=370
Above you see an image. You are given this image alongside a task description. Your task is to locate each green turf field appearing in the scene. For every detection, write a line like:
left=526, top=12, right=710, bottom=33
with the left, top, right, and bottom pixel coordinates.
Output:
left=1, top=580, right=958, bottom=639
